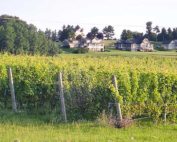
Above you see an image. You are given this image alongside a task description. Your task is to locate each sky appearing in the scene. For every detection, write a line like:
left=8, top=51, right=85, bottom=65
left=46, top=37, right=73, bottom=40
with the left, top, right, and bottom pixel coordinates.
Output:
left=0, top=0, right=177, bottom=37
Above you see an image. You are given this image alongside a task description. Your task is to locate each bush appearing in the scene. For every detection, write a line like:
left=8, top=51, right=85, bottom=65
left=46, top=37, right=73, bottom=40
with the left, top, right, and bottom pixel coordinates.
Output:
left=104, top=49, right=111, bottom=52
left=72, top=48, right=89, bottom=54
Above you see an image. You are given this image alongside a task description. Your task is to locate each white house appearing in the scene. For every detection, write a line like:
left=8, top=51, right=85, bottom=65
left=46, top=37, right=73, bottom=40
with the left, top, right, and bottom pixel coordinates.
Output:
left=115, top=38, right=154, bottom=52
left=63, top=37, right=104, bottom=52
left=162, top=40, right=177, bottom=50
left=87, top=38, right=104, bottom=52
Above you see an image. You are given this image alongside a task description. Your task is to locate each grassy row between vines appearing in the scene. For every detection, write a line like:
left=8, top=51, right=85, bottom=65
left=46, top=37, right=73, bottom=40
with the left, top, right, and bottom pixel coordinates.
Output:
left=0, top=52, right=177, bottom=121
left=0, top=111, right=177, bottom=142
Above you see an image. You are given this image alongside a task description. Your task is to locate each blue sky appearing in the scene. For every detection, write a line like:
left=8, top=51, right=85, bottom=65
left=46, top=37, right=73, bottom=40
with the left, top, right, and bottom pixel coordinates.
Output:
left=0, top=0, right=177, bottom=37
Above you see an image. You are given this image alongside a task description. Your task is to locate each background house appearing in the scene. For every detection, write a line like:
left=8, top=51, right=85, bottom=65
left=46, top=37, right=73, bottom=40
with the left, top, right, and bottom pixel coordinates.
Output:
left=63, top=37, right=104, bottom=52
left=87, top=38, right=104, bottom=52
left=115, top=38, right=154, bottom=52
left=162, top=40, right=177, bottom=50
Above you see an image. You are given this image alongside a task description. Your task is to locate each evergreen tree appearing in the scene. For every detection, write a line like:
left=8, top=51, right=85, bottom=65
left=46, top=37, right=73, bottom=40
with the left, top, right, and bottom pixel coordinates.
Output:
left=172, top=28, right=177, bottom=40
left=167, top=28, right=173, bottom=41
left=153, top=26, right=160, bottom=42
left=158, top=28, right=168, bottom=42
left=103, top=25, right=114, bottom=40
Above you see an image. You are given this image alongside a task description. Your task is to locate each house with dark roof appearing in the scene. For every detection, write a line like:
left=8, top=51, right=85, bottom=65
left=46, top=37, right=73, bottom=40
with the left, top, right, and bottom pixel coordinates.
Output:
left=115, top=38, right=154, bottom=52
left=162, top=40, right=177, bottom=50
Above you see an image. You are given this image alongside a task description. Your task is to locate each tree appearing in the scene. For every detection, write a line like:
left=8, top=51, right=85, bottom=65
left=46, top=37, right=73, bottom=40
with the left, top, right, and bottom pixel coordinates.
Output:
left=158, top=28, right=168, bottom=42
left=91, top=27, right=99, bottom=38
left=172, top=28, right=177, bottom=40
left=132, top=32, right=143, bottom=42
left=120, top=30, right=133, bottom=40
left=161, top=28, right=168, bottom=42
left=121, top=30, right=128, bottom=40
left=103, top=25, right=114, bottom=40
left=48, top=41, right=59, bottom=56
left=51, top=30, right=57, bottom=41
left=146, top=21, right=153, bottom=40
left=45, top=28, right=52, bottom=40
left=28, top=24, right=38, bottom=55
left=153, top=26, right=160, bottom=42
left=86, top=27, right=100, bottom=40
left=75, top=25, right=80, bottom=31
left=0, top=15, right=60, bottom=55
left=0, top=26, right=5, bottom=52
left=97, top=32, right=104, bottom=40
left=86, top=32, right=94, bottom=40
left=167, top=28, right=173, bottom=41
left=146, top=21, right=152, bottom=35
left=3, top=24, right=16, bottom=53
left=58, top=25, right=75, bottom=41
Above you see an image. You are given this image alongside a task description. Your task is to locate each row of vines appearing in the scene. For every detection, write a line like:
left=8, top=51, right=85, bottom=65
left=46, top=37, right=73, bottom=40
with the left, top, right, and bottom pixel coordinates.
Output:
left=0, top=54, right=177, bottom=121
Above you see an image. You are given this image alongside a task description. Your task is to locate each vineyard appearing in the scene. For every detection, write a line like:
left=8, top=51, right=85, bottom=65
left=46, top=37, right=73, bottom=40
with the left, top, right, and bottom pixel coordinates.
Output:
left=0, top=52, right=177, bottom=122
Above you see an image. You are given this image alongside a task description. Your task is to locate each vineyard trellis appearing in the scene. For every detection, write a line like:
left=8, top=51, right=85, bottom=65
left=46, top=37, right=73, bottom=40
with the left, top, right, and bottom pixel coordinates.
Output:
left=0, top=55, right=176, bottom=122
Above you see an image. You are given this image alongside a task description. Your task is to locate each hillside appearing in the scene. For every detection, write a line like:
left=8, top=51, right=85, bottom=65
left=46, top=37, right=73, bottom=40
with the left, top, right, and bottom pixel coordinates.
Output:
left=0, top=15, right=60, bottom=55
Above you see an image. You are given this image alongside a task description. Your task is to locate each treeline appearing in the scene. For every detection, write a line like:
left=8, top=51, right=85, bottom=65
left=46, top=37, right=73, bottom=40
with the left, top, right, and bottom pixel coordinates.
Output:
left=1, top=14, right=176, bottom=55
left=47, top=21, right=177, bottom=44
left=45, top=25, right=115, bottom=42
left=0, top=15, right=60, bottom=55
left=120, top=22, right=177, bottom=42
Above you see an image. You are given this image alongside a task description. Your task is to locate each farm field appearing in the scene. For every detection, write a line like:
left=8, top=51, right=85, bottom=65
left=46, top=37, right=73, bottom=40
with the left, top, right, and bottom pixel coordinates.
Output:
left=0, top=112, right=177, bottom=142
left=0, top=51, right=177, bottom=120
left=1, top=1, right=177, bottom=142
left=0, top=51, right=177, bottom=142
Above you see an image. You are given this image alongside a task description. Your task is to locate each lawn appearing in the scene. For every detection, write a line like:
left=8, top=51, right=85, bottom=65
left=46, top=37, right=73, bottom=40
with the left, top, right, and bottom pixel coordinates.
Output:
left=0, top=112, right=177, bottom=142
left=1, top=121, right=177, bottom=142
left=61, top=46, right=177, bottom=58
left=91, top=48, right=177, bottom=58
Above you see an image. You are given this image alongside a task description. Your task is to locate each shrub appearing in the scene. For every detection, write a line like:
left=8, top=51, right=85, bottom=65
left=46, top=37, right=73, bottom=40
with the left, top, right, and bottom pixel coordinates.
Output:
left=72, top=48, right=89, bottom=54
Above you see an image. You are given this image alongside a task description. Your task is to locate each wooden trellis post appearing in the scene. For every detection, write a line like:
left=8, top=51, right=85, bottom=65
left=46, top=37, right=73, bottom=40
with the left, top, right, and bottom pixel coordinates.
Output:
left=8, top=67, right=17, bottom=113
left=163, top=103, right=167, bottom=124
left=57, top=72, right=67, bottom=122
left=112, top=75, right=122, bottom=121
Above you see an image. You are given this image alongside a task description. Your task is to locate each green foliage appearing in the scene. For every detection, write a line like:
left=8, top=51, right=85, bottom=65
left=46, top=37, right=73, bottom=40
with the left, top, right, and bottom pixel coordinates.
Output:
left=0, top=54, right=176, bottom=121
left=58, top=25, right=77, bottom=41
left=72, top=48, right=89, bottom=54
left=120, top=30, right=143, bottom=41
left=120, top=22, right=177, bottom=42
left=87, top=27, right=104, bottom=40
left=0, top=15, right=60, bottom=55
left=103, top=25, right=114, bottom=40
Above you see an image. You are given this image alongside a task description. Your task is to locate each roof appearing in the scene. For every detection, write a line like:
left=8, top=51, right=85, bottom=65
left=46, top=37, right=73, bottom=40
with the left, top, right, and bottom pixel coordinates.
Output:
left=116, top=38, right=144, bottom=44
left=162, top=40, right=177, bottom=45
left=162, top=41, right=171, bottom=44
left=170, top=40, right=177, bottom=45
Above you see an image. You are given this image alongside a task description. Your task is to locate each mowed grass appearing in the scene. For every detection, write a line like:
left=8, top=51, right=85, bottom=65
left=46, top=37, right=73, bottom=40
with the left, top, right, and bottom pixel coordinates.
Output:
left=0, top=112, right=177, bottom=142
left=91, top=48, right=177, bottom=58
left=1, top=121, right=177, bottom=142
left=61, top=46, right=177, bottom=58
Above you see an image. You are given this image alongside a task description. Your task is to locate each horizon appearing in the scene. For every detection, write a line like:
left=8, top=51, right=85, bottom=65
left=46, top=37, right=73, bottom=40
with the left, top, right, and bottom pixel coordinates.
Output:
left=0, top=0, right=177, bottom=38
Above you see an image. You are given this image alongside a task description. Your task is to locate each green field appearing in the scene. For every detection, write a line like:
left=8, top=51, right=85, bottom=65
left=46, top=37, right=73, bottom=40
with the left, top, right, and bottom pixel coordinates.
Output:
left=0, top=112, right=177, bottom=142
left=62, top=47, right=177, bottom=57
